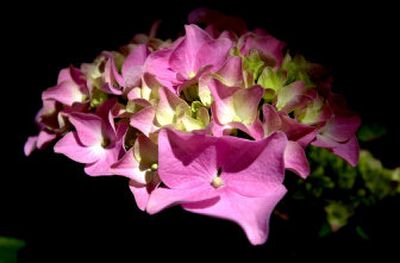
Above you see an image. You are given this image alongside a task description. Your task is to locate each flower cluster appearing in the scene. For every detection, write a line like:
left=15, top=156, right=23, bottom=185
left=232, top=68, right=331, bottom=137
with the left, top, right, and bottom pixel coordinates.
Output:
left=25, top=9, right=360, bottom=245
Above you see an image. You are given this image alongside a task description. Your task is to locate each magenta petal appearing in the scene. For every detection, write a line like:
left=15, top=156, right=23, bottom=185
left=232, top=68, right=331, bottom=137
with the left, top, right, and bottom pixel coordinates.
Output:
left=57, top=67, right=72, bottom=83
left=284, top=141, right=310, bottom=178
left=84, top=147, right=120, bottom=176
left=145, top=49, right=180, bottom=91
left=312, top=134, right=360, bottom=166
left=122, top=44, right=148, bottom=87
left=228, top=120, right=265, bottom=140
left=36, top=130, right=57, bottom=149
left=169, top=25, right=213, bottom=78
left=68, top=113, right=103, bottom=146
left=129, top=180, right=152, bottom=211
left=331, top=136, right=359, bottom=167
left=101, top=83, right=123, bottom=95
left=153, top=128, right=288, bottom=245
left=42, top=80, right=85, bottom=106
left=146, top=186, right=219, bottom=215
left=239, top=32, right=286, bottom=67
left=262, top=104, right=282, bottom=136
left=279, top=114, right=316, bottom=143
left=24, top=136, right=38, bottom=156
left=216, top=56, right=244, bottom=87
left=129, top=106, right=156, bottom=137
left=220, top=132, right=287, bottom=197
left=209, top=78, right=263, bottom=125
left=276, top=81, right=310, bottom=113
left=109, top=56, right=125, bottom=87
left=195, top=36, right=233, bottom=74
left=313, top=135, right=359, bottom=166
left=111, top=148, right=146, bottom=183
left=54, top=132, right=103, bottom=164
left=158, top=129, right=218, bottom=189
left=183, top=186, right=287, bottom=245
left=322, top=114, right=361, bottom=142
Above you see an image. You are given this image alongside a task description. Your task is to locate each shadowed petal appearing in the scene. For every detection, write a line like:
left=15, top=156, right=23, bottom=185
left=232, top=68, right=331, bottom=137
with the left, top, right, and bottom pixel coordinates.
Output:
left=183, top=185, right=287, bottom=245
left=284, top=141, right=310, bottom=178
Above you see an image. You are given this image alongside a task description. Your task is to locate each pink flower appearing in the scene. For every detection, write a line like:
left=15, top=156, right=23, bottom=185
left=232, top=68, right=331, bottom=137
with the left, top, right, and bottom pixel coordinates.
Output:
left=104, top=45, right=150, bottom=94
left=147, top=128, right=288, bottom=245
left=145, top=25, right=233, bottom=92
left=312, top=113, right=361, bottom=166
left=208, top=78, right=264, bottom=139
left=239, top=31, right=286, bottom=67
left=24, top=100, right=68, bottom=156
left=262, top=104, right=314, bottom=178
left=54, top=101, right=128, bottom=176
left=42, top=66, right=89, bottom=106
left=111, top=135, right=159, bottom=211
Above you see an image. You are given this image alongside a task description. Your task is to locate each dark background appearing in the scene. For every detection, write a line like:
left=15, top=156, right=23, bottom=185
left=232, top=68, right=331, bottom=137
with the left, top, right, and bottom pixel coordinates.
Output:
left=2, top=1, right=400, bottom=261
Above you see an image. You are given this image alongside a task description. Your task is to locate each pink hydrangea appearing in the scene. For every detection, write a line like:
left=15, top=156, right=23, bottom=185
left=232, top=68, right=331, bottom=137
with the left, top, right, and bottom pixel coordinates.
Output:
left=25, top=8, right=360, bottom=245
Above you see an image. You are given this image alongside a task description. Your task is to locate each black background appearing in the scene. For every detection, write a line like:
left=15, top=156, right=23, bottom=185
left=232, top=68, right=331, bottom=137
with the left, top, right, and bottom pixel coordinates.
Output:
left=2, top=1, right=400, bottom=261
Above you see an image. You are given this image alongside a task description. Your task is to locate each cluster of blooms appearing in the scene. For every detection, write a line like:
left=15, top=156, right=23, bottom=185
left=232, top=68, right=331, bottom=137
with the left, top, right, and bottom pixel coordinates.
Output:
left=25, top=9, right=360, bottom=245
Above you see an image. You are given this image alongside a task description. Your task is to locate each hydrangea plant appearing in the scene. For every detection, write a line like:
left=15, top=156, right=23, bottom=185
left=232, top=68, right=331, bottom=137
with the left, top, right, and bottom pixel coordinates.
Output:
left=25, top=8, right=361, bottom=245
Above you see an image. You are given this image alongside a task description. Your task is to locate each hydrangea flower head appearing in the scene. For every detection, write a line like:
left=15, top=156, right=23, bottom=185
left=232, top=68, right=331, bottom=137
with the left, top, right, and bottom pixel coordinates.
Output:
left=25, top=8, right=360, bottom=245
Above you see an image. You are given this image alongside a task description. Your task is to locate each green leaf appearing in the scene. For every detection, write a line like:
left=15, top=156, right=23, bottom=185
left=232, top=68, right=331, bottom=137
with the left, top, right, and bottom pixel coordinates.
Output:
left=282, top=54, right=314, bottom=87
left=90, top=87, right=108, bottom=108
left=358, top=124, right=387, bottom=142
left=257, top=67, right=285, bottom=92
left=355, top=226, right=370, bottom=240
left=0, top=236, right=25, bottom=263
left=319, top=222, right=332, bottom=237
left=325, top=201, right=353, bottom=232
left=243, top=50, right=265, bottom=83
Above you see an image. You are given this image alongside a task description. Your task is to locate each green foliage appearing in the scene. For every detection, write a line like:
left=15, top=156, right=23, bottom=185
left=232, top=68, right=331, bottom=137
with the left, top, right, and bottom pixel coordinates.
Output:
left=243, top=50, right=266, bottom=82
left=301, top=143, right=399, bottom=236
left=257, top=67, right=285, bottom=92
left=0, top=237, right=25, bottom=263
left=281, top=54, right=314, bottom=87
left=90, top=87, right=108, bottom=108
left=357, top=123, right=387, bottom=142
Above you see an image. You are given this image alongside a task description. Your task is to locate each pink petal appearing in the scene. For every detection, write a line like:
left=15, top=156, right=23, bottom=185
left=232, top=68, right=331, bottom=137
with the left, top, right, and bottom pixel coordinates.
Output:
left=239, top=32, right=286, bottom=67
left=195, top=36, right=233, bottom=74
left=101, top=83, right=123, bottom=95
left=158, top=129, right=218, bottom=189
left=209, top=78, right=263, bottom=125
left=262, top=104, right=282, bottom=136
left=284, top=141, right=310, bottom=178
left=216, top=56, right=244, bottom=87
left=331, top=136, right=359, bottom=167
left=220, top=132, right=288, bottom=197
left=129, top=180, right=152, bottom=211
left=130, top=106, right=156, bottom=137
left=68, top=113, right=104, bottom=147
left=146, top=185, right=219, bottom=215
left=276, top=81, right=311, bottom=113
left=84, top=146, right=121, bottom=176
left=183, top=186, right=287, bottom=245
left=24, top=136, right=38, bottom=156
left=144, top=48, right=180, bottom=91
left=169, top=25, right=213, bottom=78
left=313, top=135, right=359, bottom=166
left=111, top=148, right=144, bottom=182
left=42, top=80, right=85, bottom=106
left=122, top=44, right=148, bottom=87
left=111, top=135, right=155, bottom=184
left=36, top=130, right=57, bottom=148
left=54, top=132, right=103, bottom=164
left=279, top=114, right=316, bottom=142
left=321, top=114, right=361, bottom=142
